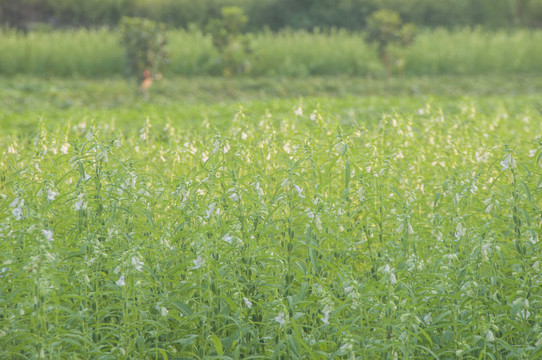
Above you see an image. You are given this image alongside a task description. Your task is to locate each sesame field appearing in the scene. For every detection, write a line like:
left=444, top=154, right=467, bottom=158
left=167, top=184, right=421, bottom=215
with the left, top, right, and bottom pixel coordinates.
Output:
left=1, top=76, right=542, bottom=359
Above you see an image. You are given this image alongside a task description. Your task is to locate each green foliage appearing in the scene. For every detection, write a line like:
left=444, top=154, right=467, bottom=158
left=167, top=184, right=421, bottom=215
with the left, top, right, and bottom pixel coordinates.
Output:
left=525, top=0, right=542, bottom=27
left=3, top=27, right=542, bottom=77
left=0, top=28, right=124, bottom=77
left=206, top=6, right=251, bottom=76
left=366, top=9, right=416, bottom=77
left=119, top=17, right=168, bottom=78
left=1, top=85, right=542, bottom=358
left=2, top=0, right=542, bottom=31
left=49, top=0, right=129, bottom=26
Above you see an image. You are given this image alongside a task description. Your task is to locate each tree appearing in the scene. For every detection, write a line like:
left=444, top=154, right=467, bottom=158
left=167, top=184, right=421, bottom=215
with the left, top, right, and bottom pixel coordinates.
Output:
left=366, top=9, right=416, bottom=79
left=119, top=17, right=168, bottom=79
left=206, top=6, right=251, bottom=77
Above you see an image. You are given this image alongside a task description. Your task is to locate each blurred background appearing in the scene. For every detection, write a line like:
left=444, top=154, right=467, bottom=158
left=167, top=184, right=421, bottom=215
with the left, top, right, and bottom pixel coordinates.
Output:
left=1, top=0, right=542, bottom=79
left=2, top=0, right=542, bottom=31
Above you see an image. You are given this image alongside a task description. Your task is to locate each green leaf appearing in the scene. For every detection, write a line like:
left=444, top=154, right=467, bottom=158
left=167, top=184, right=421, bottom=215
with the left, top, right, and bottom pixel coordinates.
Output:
left=172, top=301, right=194, bottom=316
left=210, top=334, right=223, bottom=356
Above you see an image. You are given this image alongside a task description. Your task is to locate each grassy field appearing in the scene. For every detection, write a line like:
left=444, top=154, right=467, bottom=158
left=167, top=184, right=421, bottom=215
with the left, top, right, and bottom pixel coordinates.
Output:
left=1, top=76, right=542, bottom=359
left=1, top=28, right=542, bottom=77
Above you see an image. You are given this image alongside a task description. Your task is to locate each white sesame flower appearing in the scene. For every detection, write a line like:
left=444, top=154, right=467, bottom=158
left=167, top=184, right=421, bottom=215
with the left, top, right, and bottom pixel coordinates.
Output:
left=486, top=330, right=495, bottom=342
left=294, top=106, right=303, bottom=116
left=47, top=190, right=58, bottom=201
left=321, top=309, right=330, bottom=326
left=204, top=203, right=217, bottom=219
left=455, top=223, right=466, bottom=240
left=518, top=309, right=531, bottom=319
left=73, top=194, right=87, bottom=211
left=513, top=298, right=531, bottom=320
left=229, top=192, right=239, bottom=202
left=390, top=273, right=397, bottom=284
left=241, top=132, right=248, bottom=140
left=192, top=256, right=204, bottom=270
left=83, top=172, right=91, bottom=182
left=243, top=297, right=252, bottom=308
left=485, top=202, right=493, bottom=213
left=60, top=143, right=69, bottom=154
left=294, top=184, right=305, bottom=199
left=254, top=182, right=264, bottom=198
left=116, top=274, right=125, bottom=286
left=275, top=312, right=286, bottom=326
left=131, top=257, right=144, bottom=272
left=12, top=207, right=23, bottom=220
left=314, top=215, right=322, bottom=231
left=209, top=142, right=220, bottom=158
left=528, top=149, right=537, bottom=157
left=160, top=306, right=168, bottom=317
left=114, top=265, right=121, bottom=274
left=222, top=234, right=234, bottom=245
left=283, top=142, right=292, bottom=154
left=41, top=229, right=53, bottom=242
left=500, top=154, right=516, bottom=171
left=481, top=243, right=492, bottom=260
left=10, top=198, right=20, bottom=208
left=85, top=131, right=93, bottom=141
left=423, top=313, right=432, bottom=325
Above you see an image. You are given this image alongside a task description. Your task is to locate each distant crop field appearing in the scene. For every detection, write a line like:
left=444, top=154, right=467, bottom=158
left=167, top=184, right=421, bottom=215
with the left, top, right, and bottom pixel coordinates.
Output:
left=1, top=85, right=541, bottom=358
left=1, top=28, right=542, bottom=77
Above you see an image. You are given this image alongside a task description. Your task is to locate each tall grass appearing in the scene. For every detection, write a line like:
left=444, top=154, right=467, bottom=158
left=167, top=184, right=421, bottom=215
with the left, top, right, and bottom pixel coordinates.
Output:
left=1, top=27, right=542, bottom=77
left=403, top=28, right=542, bottom=75
left=249, top=28, right=379, bottom=76
left=0, top=28, right=124, bottom=77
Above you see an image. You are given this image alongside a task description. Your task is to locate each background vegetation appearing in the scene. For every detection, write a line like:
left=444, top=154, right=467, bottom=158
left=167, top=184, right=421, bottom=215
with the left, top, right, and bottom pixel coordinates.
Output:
left=1, top=27, right=542, bottom=78
left=2, top=0, right=542, bottom=31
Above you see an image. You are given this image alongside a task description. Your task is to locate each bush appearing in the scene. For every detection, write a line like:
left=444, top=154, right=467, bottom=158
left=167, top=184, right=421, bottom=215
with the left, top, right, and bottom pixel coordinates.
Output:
left=366, top=9, right=416, bottom=78
left=206, top=6, right=252, bottom=76
left=119, top=17, right=169, bottom=78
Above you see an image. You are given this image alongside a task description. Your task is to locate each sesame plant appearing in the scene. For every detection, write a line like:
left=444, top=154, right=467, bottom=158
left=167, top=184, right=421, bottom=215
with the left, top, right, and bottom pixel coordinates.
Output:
left=0, top=94, right=541, bottom=359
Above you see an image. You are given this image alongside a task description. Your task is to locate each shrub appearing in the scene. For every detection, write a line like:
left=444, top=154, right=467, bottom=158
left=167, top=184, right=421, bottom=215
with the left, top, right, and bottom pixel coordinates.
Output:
left=119, top=17, right=168, bottom=79
left=206, top=6, right=251, bottom=77
left=366, top=9, right=416, bottom=78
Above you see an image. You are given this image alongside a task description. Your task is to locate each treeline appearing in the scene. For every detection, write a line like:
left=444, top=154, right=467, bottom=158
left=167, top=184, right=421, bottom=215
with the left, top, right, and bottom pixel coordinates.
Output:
left=1, top=0, right=542, bottom=31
